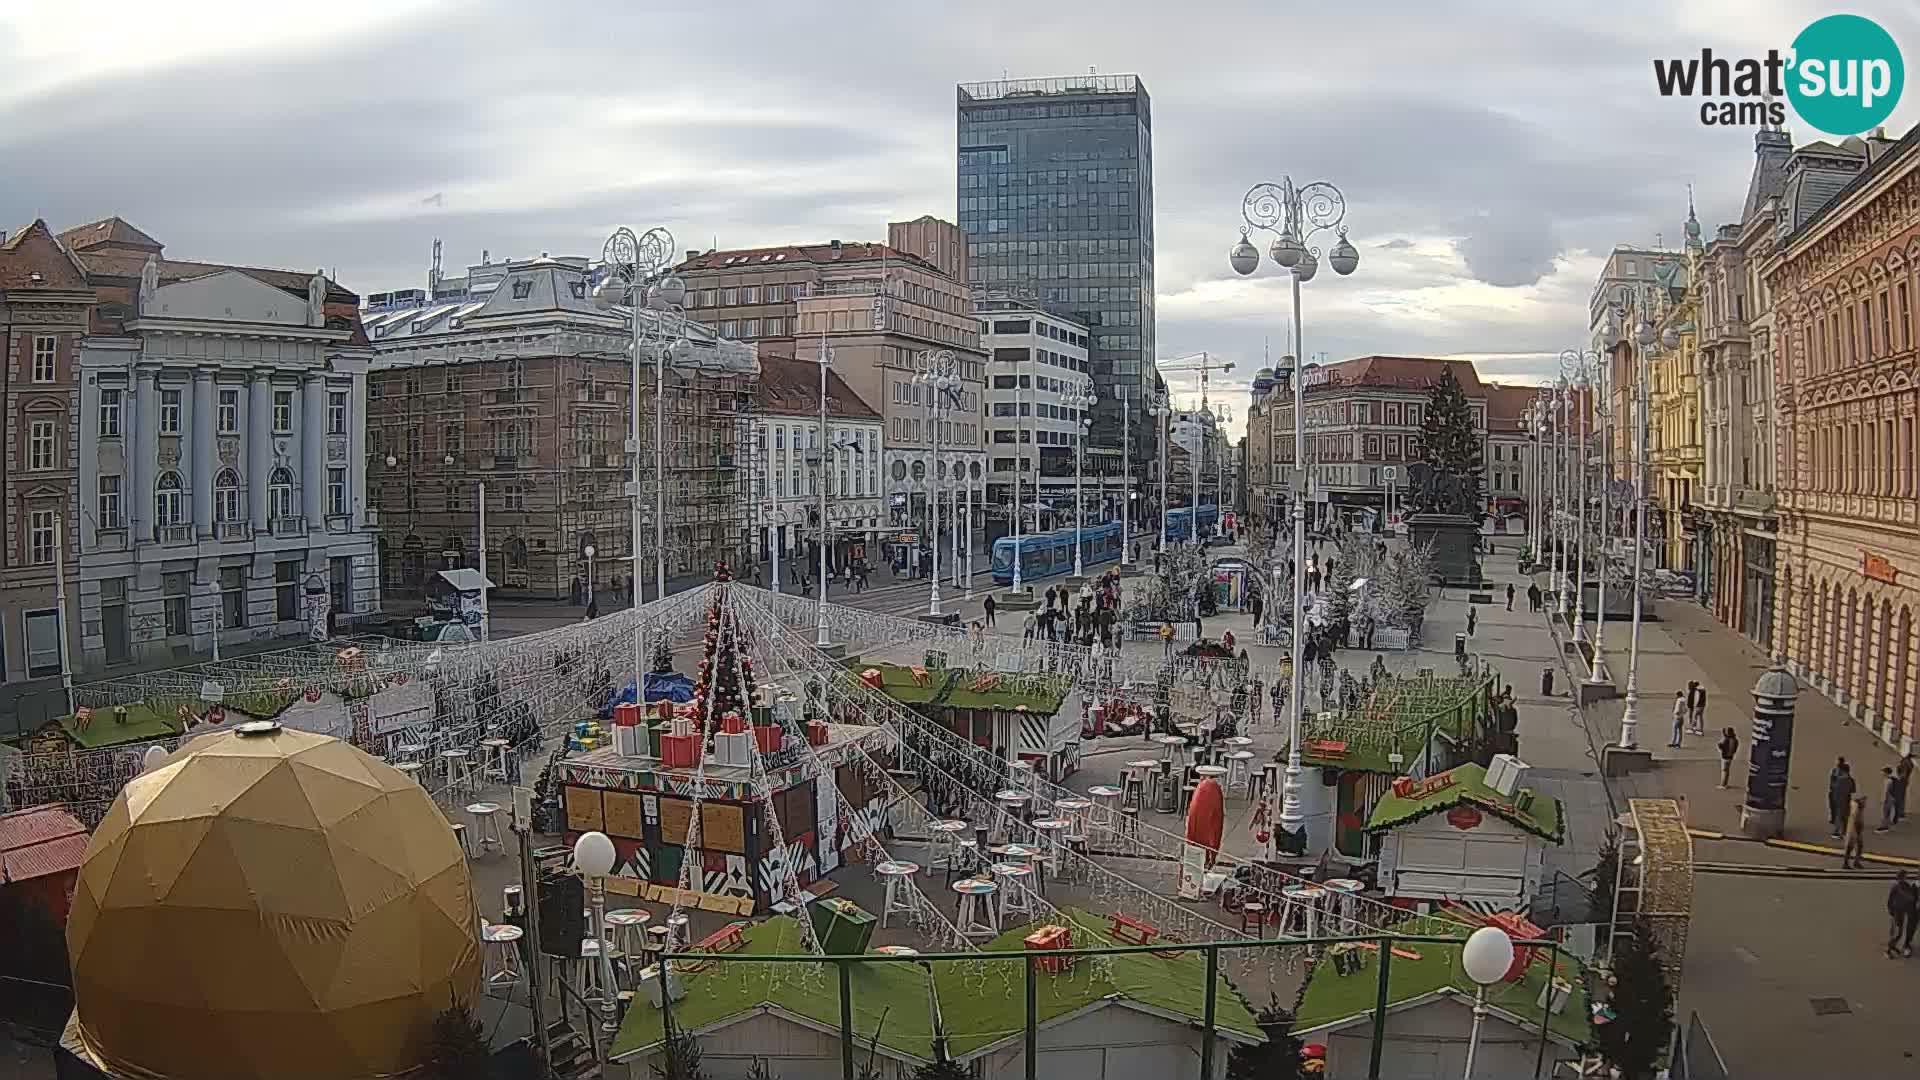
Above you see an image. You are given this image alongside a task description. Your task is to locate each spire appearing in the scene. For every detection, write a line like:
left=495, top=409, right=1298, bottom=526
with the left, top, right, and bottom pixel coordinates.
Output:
left=1683, top=184, right=1703, bottom=249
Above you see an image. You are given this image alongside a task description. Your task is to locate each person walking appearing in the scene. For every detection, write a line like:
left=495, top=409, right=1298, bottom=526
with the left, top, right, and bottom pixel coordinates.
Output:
left=1505, top=583, right=1515, bottom=611
left=1251, top=592, right=1264, bottom=628
left=1669, top=690, right=1687, bottom=748
left=1831, top=758, right=1857, bottom=837
left=1716, top=727, right=1739, bottom=789
left=1888, top=871, right=1919, bottom=958
left=1897, top=753, right=1915, bottom=824
left=1844, top=793, right=1869, bottom=869
left=983, top=594, right=997, bottom=628
left=1467, top=607, right=1478, bottom=637
left=1527, top=582, right=1542, bottom=612
left=1688, top=681, right=1708, bottom=736
left=1022, top=610, right=1038, bottom=644
left=1880, top=766, right=1900, bottom=833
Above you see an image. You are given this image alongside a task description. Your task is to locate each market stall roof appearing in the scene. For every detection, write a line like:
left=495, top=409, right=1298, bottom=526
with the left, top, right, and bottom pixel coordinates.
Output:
left=1364, top=761, right=1564, bottom=843
left=435, top=568, right=495, bottom=592
left=52, top=702, right=186, bottom=749
left=0, top=805, right=88, bottom=884
left=1293, top=937, right=1591, bottom=1047
left=863, top=662, right=1068, bottom=715
left=1284, top=712, right=1427, bottom=775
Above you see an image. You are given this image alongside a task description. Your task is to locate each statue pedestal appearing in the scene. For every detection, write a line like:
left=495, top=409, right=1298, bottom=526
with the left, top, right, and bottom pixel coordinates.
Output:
left=1405, top=513, right=1482, bottom=585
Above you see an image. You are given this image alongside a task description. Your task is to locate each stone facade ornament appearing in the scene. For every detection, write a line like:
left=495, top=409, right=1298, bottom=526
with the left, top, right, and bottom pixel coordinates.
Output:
left=139, top=255, right=160, bottom=312
left=217, top=438, right=240, bottom=466
left=308, top=273, right=327, bottom=328
left=326, top=438, right=348, bottom=463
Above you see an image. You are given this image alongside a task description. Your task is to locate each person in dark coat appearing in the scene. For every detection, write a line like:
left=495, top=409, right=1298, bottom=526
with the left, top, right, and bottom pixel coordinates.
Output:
left=1506, top=583, right=1515, bottom=611
left=1831, top=758, right=1857, bottom=838
left=983, top=594, right=997, bottom=627
left=1888, top=871, right=1918, bottom=958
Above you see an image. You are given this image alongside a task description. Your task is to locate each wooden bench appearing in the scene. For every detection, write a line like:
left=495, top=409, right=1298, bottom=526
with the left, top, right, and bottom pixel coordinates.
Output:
left=676, top=922, right=748, bottom=973
left=1108, top=913, right=1160, bottom=947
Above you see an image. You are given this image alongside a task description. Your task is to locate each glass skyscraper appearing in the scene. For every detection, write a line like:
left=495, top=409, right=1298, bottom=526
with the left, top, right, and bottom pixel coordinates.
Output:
left=957, top=75, right=1155, bottom=473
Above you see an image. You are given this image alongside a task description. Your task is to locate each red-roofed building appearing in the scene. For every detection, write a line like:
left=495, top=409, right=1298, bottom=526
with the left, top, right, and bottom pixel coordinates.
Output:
left=0, top=805, right=88, bottom=923
left=0, top=221, right=94, bottom=735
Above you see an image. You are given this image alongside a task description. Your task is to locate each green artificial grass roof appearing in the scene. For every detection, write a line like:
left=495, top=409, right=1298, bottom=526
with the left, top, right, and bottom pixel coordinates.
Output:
left=54, top=702, right=185, bottom=749
left=1365, top=762, right=1564, bottom=843
left=1289, top=714, right=1427, bottom=775
left=611, top=908, right=1263, bottom=1063
left=1293, top=937, right=1592, bottom=1046
left=865, top=662, right=1068, bottom=715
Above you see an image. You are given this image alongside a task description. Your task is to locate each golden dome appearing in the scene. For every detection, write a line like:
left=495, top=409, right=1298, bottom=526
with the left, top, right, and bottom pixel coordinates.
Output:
left=66, top=723, right=479, bottom=1080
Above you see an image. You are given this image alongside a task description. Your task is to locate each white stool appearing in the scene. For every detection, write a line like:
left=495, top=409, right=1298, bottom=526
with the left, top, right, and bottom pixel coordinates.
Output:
left=953, top=878, right=1001, bottom=940
left=451, top=823, right=470, bottom=859
left=876, top=860, right=920, bottom=928
left=579, top=938, right=622, bottom=1003
left=481, top=737, right=512, bottom=783
left=994, top=790, right=1032, bottom=841
left=482, top=923, right=524, bottom=987
left=605, top=908, right=651, bottom=959
left=394, top=761, right=424, bottom=786
left=1281, top=884, right=1325, bottom=941
left=664, top=912, right=690, bottom=950
left=1055, top=797, right=1093, bottom=836
left=440, top=748, right=473, bottom=799
left=1030, top=819, right=1071, bottom=881
left=1086, top=786, right=1123, bottom=828
left=465, top=802, right=505, bottom=855
left=992, top=862, right=1036, bottom=924
left=931, top=819, right=970, bottom=870
left=1323, top=878, right=1364, bottom=935
left=1226, top=751, right=1256, bottom=795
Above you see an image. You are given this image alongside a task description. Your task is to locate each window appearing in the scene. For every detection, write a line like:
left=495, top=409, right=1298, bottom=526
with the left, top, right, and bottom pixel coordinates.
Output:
left=100, top=579, right=129, bottom=665
left=268, top=467, right=295, bottom=522
left=28, top=419, right=55, bottom=470
left=218, top=389, right=239, bottom=432
left=721, top=288, right=738, bottom=305
left=31, top=335, right=56, bottom=383
left=97, top=475, right=123, bottom=529
left=273, top=390, right=294, bottom=432
left=28, top=510, right=55, bottom=565
left=445, top=423, right=463, bottom=452
left=766, top=284, right=786, bottom=303
left=744, top=319, right=760, bottom=337
left=765, top=317, right=785, bottom=336
left=24, top=609, right=62, bottom=678
left=220, top=566, right=245, bottom=629
left=213, top=469, right=241, bottom=523
left=154, top=472, right=184, bottom=527
left=275, top=561, right=299, bottom=622
left=163, top=571, right=190, bottom=637
left=741, top=286, right=758, bottom=304
left=98, top=388, right=122, bottom=437
left=328, top=468, right=347, bottom=516
left=328, top=391, right=348, bottom=434
left=502, top=484, right=524, bottom=510
left=720, top=321, right=738, bottom=337
left=157, top=389, right=181, bottom=434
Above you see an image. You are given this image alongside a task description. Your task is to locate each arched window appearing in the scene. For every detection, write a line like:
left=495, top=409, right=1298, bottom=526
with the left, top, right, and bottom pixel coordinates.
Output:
left=268, top=467, right=296, bottom=523
left=213, top=468, right=243, bottom=523
left=154, top=471, right=184, bottom=527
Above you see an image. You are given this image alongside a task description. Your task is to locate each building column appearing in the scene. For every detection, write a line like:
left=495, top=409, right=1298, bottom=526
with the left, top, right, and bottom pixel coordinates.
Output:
left=301, top=372, right=325, bottom=527
left=249, top=369, right=272, bottom=533
left=132, top=368, right=158, bottom=539
left=192, top=368, right=215, bottom=536
left=348, top=374, right=368, bottom=530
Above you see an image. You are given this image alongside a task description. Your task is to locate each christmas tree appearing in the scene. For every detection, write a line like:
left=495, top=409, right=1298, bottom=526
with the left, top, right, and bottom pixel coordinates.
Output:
left=1226, top=997, right=1304, bottom=1079
left=1413, top=366, right=1486, bottom=518
left=686, top=562, right=755, bottom=732
left=1594, top=920, right=1674, bottom=1080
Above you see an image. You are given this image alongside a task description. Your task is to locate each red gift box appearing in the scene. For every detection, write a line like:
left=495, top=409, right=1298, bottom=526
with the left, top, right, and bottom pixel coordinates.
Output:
left=805, top=720, right=830, bottom=747
left=660, top=733, right=700, bottom=769
left=859, top=668, right=884, bottom=690
left=613, top=703, right=641, bottom=728
left=1024, top=924, right=1073, bottom=974
left=753, top=725, right=783, bottom=754
left=721, top=712, right=747, bottom=735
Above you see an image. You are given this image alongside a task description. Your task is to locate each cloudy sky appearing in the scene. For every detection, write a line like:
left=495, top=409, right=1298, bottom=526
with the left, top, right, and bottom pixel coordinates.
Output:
left=3, top=0, right=1916, bottom=438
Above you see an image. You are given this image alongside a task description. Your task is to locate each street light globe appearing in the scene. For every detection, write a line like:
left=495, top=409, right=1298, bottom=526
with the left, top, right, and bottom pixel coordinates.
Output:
left=591, top=279, right=618, bottom=311
left=1269, top=229, right=1305, bottom=268
left=1634, top=320, right=1656, bottom=347
left=1462, top=926, right=1515, bottom=986
left=1328, top=232, right=1360, bottom=276
left=1294, top=249, right=1320, bottom=283
left=1661, top=326, right=1681, bottom=350
left=1229, top=233, right=1260, bottom=276
left=384, top=454, right=397, bottom=468
left=443, top=454, right=454, bottom=466
left=584, top=544, right=596, bottom=558
left=572, top=830, right=616, bottom=878
left=645, top=282, right=664, bottom=310
left=657, top=275, right=687, bottom=307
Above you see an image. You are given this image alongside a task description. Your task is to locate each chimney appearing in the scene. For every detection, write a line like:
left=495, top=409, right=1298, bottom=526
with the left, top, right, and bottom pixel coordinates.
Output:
left=830, top=239, right=843, bottom=260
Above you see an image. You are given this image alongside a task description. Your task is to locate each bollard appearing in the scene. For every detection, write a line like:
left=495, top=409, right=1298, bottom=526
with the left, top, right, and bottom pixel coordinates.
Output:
left=1740, top=664, right=1800, bottom=839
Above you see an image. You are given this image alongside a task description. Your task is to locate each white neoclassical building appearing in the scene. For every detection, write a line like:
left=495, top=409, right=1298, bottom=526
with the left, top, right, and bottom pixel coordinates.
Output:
left=64, top=218, right=379, bottom=671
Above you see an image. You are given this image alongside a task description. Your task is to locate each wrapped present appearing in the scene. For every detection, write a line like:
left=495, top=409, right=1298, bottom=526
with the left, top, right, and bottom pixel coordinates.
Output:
left=647, top=723, right=666, bottom=759
left=752, top=704, right=772, bottom=727
left=805, top=720, right=830, bottom=747
left=753, top=725, right=783, bottom=755
left=614, top=722, right=643, bottom=757
left=720, top=712, right=747, bottom=735
left=613, top=703, right=641, bottom=728
left=715, top=731, right=753, bottom=768
left=859, top=668, right=883, bottom=690
left=660, top=733, right=699, bottom=769
left=670, top=715, right=694, bottom=739
left=1024, top=924, right=1073, bottom=974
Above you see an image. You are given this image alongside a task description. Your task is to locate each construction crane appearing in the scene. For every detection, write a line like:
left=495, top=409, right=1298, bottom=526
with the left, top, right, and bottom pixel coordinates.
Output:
left=1154, top=351, right=1235, bottom=539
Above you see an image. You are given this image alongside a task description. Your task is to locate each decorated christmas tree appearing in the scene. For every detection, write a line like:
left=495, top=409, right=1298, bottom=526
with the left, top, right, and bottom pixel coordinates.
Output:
left=1595, top=920, right=1674, bottom=1080
left=1413, top=366, right=1486, bottom=518
left=685, top=562, right=755, bottom=732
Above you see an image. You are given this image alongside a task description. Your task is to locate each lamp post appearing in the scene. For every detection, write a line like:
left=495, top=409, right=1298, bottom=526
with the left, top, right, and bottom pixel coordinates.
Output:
left=584, top=544, right=596, bottom=611
left=1148, top=388, right=1171, bottom=552
left=814, top=329, right=833, bottom=647
left=1460, top=925, right=1516, bottom=1079
left=1583, top=350, right=1616, bottom=684
left=1550, top=377, right=1569, bottom=616
left=964, top=460, right=977, bottom=601
left=914, top=350, right=960, bottom=620
left=1229, top=175, right=1360, bottom=854
left=1120, top=387, right=1133, bottom=565
left=1190, top=406, right=1207, bottom=545
left=1561, top=350, right=1601, bottom=648
left=1064, top=383, right=1097, bottom=577
left=1214, top=404, right=1234, bottom=531
left=1619, top=316, right=1670, bottom=749
left=592, top=226, right=685, bottom=693
left=571, top=830, right=620, bottom=1039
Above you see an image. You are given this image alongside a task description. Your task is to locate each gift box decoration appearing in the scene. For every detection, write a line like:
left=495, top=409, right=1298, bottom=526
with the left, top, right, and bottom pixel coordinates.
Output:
left=647, top=723, right=666, bottom=758
left=613, top=722, right=643, bottom=757
left=751, top=704, right=772, bottom=727
left=807, top=898, right=876, bottom=956
left=613, top=702, right=641, bottom=728
left=753, top=725, right=783, bottom=755
left=805, top=720, right=830, bottom=747
left=721, top=712, right=748, bottom=735
left=715, top=730, right=753, bottom=768
left=660, top=734, right=700, bottom=769
left=1023, top=924, right=1073, bottom=974
left=859, top=668, right=884, bottom=690
left=670, top=715, right=694, bottom=739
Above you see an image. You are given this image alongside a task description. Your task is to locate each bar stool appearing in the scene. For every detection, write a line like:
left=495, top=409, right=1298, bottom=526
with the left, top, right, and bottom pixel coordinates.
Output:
left=1085, top=787, right=1123, bottom=828
left=992, top=862, right=1036, bottom=924
left=1238, top=902, right=1265, bottom=936
left=947, top=839, right=981, bottom=885
left=465, top=802, right=505, bottom=855
left=579, top=937, right=622, bottom=1003
left=664, top=912, right=691, bottom=950
left=930, top=819, right=970, bottom=871
left=876, top=860, right=920, bottom=928
left=451, top=822, right=470, bottom=859
left=1280, top=884, right=1325, bottom=940
left=1029, top=819, right=1071, bottom=883
left=994, top=790, right=1032, bottom=842
left=1226, top=751, right=1257, bottom=795
left=440, top=748, right=473, bottom=799
left=604, top=909, right=652, bottom=960
left=480, top=737, right=513, bottom=783
left=1055, top=797, right=1093, bottom=835
left=482, top=923, right=524, bottom=987
left=394, top=761, right=424, bottom=786
left=1009, top=759, right=1035, bottom=790
left=643, top=924, right=673, bottom=968
left=1322, top=878, right=1365, bottom=935
left=1120, top=805, right=1141, bottom=838
left=952, top=877, right=1001, bottom=940
left=395, top=742, right=429, bottom=767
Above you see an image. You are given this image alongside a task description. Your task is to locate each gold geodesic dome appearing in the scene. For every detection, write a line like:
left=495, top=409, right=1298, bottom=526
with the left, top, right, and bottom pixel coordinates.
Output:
left=66, top=722, right=480, bottom=1080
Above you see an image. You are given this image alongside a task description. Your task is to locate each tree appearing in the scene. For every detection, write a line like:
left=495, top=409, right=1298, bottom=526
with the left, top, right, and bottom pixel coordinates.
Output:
left=688, top=563, right=754, bottom=728
left=1594, top=920, right=1674, bottom=1080
left=426, top=1003, right=490, bottom=1080
left=1226, top=996, right=1304, bottom=1079
left=650, top=1018, right=707, bottom=1080
left=1413, top=366, right=1486, bottom=518
left=911, top=1058, right=971, bottom=1080
left=1588, top=830, right=1621, bottom=930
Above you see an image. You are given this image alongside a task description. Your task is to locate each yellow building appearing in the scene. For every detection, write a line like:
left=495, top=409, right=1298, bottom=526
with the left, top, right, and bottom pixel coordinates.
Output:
left=1649, top=202, right=1707, bottom=576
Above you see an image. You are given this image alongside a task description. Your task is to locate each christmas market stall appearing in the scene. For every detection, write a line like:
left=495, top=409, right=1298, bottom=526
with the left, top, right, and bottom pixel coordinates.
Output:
left=1365, top=758, right=1564, bottom=913
left=861, top=661, right=1078, bottom=780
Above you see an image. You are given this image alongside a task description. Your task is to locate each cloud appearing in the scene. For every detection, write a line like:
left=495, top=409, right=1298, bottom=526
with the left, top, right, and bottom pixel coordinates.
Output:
left=1451, top=210, right=1561, bottom=288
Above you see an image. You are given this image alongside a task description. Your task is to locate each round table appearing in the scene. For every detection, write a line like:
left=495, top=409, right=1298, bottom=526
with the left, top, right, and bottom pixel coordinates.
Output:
left=875, top=945, right=920, bottom=956
left=876, top=860, right=921, bottom=876
left=1223, top=735, right=1255, bottom=748
left=994, top=789, right=1032, bottom=805
left=952, top=877, right=1000, bottom=939
left=1031, top=818, right=1071, bottom=832
left=1085, top=786, right=1123, bottom=799
left=1322, top=878, right=1365, bottom=932
left=604, top=909, right=651, bottom=957
left=990, top=862, right=1037, bottom=921
left=481, top=923, right=524, bottom=986
left=1194, top=765, right=1229, bottom=780
left=1054, top=798, right=1092, bottom=815
left=876, top=860, right=921, bottom=927
left=990, top=843, right=1042, bottom=861
left=482, top=923, right=523, bottom=944
left=1125, top=760, right=1161, bottom=774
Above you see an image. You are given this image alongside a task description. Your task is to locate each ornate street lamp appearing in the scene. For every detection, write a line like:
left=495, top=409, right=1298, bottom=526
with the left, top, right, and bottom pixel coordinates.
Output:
left=913, top=351, right=961, bottom=620
left=1063, top=383, right=1098, bottom=577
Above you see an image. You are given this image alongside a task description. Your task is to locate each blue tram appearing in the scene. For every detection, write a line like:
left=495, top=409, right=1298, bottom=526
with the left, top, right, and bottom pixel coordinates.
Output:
left=1160, top=504, right=1221, bottom=542
left=991, top=522, right=1124, bottom=585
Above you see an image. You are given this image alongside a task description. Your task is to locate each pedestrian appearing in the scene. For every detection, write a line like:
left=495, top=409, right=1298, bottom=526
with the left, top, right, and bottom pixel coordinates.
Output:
left=1899, top=754, right=1915, bottom=824
left=1527, top=582, right=1542, bottom=612
left=1467, top=608, right=1478, bottom=637
left=1716, top=727, right=1739, bottom=789
left=1881, top=766, right=1900, bottom=832
left=1022, top=611, right=1038, bottom=644
left=1251, top=592, right=1264, bottom=627
left=585, top=595, right=599, bottom=620
left=1689, top=680, right=1709, bottom=736
left=1830, top=758, right=1856, bottom=837
left=1505, top=583, right=1515, bottom=611
left=1888, top=871, right=1919, bottom=958
left=1844, top=794, right=1869, bottom=869
left=1668, top=690, right=1686, bottom=748
left=983, top=594, right=997, bottom=628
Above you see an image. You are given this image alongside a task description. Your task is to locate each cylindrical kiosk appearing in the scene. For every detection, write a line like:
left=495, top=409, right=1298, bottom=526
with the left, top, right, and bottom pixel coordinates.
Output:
left=1740, top=664, right=1799, bottom=839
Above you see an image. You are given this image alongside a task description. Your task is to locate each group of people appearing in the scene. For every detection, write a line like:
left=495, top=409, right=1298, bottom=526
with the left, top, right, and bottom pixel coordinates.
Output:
left=1019, top=573, right=1127, bottom=648
left=1830, top=754, right=1917, bottom=869
left=1668, top=680, right=1711, bottom=748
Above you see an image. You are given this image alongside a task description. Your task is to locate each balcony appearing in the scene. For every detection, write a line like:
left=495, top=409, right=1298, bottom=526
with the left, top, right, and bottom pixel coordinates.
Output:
left=155, top=525, right=193, bottom=545
left=270, top=516, right=307, bottom=539
left=215, top=522, right=251, bottom=542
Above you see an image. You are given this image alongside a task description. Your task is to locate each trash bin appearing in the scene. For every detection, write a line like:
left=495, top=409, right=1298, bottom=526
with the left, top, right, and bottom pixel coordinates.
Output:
left=1454, top=633, right=1467, bottom=659
left=1541, top=667, right=1555, bottom=697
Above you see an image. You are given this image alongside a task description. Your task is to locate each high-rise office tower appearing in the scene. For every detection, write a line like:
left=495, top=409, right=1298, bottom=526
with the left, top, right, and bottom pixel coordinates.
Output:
left=957, top=74, right=1155, bottom=476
